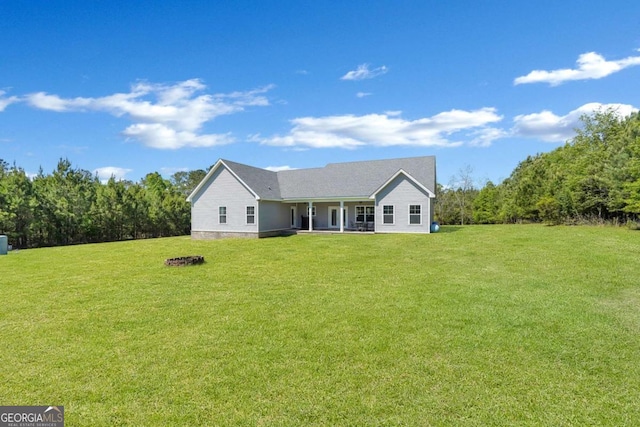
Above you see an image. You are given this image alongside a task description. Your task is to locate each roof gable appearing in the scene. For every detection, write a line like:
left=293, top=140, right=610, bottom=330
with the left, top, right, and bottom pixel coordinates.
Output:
left=221, top=159, right=281, bottom=200
left=369, top=168, right=436, bottom=199
left=186, top=159, right=281, bottom=202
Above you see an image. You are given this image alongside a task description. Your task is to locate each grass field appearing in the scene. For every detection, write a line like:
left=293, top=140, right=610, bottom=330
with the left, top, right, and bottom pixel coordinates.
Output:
left=1, top=225, right=639, bottom=426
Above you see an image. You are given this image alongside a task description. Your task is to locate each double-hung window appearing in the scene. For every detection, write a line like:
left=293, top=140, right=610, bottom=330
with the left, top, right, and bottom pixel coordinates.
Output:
left=409, top=204, right=421, bottom=225
left=219, top=206, right=227, bottom=224
left=383, top=205, right=394, bottom=224
left=246, top=206, right=255, bottom=224
left=355, top=206, right=375, bottom=222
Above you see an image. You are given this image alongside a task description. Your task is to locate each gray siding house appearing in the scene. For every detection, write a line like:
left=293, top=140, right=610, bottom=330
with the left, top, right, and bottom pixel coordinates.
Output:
left=187, top=156, right=436, bottom=239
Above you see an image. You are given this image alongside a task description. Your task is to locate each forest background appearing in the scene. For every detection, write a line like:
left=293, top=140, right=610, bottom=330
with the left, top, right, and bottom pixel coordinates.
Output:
left=2, top=110, right=639, bottom=249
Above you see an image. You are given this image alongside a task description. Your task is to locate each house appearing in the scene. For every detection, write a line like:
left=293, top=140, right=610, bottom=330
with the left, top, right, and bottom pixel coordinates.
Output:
left=186, top=156, right=436, bottom=239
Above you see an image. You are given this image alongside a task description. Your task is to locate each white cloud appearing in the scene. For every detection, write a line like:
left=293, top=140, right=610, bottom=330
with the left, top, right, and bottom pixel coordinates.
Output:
left=0, top=90, right=19, bottom=111
left=257, top=108, right=503, bottom=149
left=122, top=123, right=235, bottom=149
left=219, top=84, right=274, bottom=107
left=514, top=50, right=640, bottom=86
left=23, top=79, right=273, bottom=149
left=26, top=92, right=92, bottom=111
left=265, top=165, right=297, bottom=172
left=94, top=166, right=132, bottom=182
left=341, top=64, right=388, bottom=81
left=468, top=127, right=509, bottom=147
left=512, top=102, right=638, bottom=142
left=356, top=92, right=372, bottom=98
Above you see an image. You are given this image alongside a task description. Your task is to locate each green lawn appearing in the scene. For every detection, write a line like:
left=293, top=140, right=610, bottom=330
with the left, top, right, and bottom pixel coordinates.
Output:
left=1, top=225, right=639, bottom=426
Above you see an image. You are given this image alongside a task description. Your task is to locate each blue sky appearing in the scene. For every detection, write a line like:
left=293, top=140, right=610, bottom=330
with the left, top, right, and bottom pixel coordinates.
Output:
left=1, top=1, right=639, bottom=186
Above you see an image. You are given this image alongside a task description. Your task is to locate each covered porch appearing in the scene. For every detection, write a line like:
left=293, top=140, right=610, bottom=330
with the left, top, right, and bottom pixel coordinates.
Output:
left=289, top=199, right=376, bottom=233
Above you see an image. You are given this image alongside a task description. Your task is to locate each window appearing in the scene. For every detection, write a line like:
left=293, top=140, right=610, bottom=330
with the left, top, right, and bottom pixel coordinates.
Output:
left=383, top=205, right=394, bottom=224
left=219, top=206, right=227, bottom=224
left=356, top=206, right=375, bottom=222
left=409, top=204, right=421, bottom=225
left=308, top=206, right=316, bottom=217
left=246, top=206, right=255, bottom=224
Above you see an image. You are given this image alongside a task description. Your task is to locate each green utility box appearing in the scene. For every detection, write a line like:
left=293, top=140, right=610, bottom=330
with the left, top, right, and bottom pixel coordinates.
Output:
left=0, top=235, right=7, bottom=255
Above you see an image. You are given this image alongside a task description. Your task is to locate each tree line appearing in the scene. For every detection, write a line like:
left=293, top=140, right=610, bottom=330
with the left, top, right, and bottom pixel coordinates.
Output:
left=436, top=109, right=640, bottom=226
left=0, top=158, right=206, bottom=248
left=2, top=110, right=639, bottom=248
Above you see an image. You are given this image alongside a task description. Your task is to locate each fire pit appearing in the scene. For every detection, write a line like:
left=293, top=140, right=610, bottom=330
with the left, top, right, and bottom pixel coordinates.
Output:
left=164, top=255, right=205, bottom=267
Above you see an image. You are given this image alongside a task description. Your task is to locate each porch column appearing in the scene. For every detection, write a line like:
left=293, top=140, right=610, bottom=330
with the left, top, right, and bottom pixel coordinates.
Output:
left=339, top=201, right=344, bottom=233
left=308, top=202, right=313, bottom=231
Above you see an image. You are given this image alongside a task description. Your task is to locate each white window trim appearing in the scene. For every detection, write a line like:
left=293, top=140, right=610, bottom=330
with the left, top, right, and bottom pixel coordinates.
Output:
left=246, top=205, right=256, bottom=225
left=382, top=204, right=395, bottom=225
left=408, top=204, right=422, bottom=225
left=328, top=206, right=348, bottom=229
left=355, top=205, right=375, bottom=222
left=290, top=205, right=297, bottom=228
left=219, top=206, right=227, bottom=224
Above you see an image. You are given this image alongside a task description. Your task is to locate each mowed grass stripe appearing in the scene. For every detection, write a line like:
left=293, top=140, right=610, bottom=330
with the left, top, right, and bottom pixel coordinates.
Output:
left=1, top=225, right=639, bottom=425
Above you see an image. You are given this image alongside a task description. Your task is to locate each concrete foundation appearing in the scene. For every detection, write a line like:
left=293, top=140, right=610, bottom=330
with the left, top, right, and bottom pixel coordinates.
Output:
left=191, top=229, right=296, bottom=240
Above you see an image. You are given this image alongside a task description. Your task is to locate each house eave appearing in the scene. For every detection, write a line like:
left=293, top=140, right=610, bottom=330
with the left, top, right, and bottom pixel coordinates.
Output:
left=281, top=196, right=371, bottom=203
left=186, top=159, right=261, bottom=202
left=186, top=159, right=223, bottom=202
left=369, top=168, right=436, bottom=199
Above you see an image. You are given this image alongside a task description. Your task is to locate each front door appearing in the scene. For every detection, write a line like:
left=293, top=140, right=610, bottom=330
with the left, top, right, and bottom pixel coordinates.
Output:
left=329, top=206, right=347, bottom=229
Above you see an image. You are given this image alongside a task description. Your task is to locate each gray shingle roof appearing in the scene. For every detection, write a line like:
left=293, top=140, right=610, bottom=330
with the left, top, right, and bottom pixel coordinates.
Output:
left=220, top=156, right=436, bottom=200
left=278, top=156, right=435, bottom=199
left=221, top=159, right=282, bottom=200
